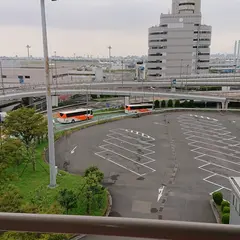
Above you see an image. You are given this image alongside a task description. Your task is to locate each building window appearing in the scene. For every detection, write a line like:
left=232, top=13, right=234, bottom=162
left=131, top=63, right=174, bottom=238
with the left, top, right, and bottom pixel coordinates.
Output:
left=2, top=75, right=7, bottom=78
left=194, top=31, right=211, bottom=34
left=233, top=194, right=235, bottom=205
left=160, top=24, right=168, bottom=27
left=193, top=39, right=210, bottom=41
left=150, top=32, right=167, bottom=35
left=25, top=76, right=31, bottom=79
left=179, top=2, right=195, bottom=6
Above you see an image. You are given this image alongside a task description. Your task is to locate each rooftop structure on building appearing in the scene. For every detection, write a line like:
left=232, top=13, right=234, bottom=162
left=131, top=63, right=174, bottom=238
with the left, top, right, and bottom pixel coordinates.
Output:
left=148, top=0, right=212, bottom=78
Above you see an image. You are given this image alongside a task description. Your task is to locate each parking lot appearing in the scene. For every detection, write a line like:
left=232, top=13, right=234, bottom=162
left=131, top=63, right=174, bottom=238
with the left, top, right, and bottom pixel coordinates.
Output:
left=178, top=113, right=240, bottom=201
left=55, top=111, right=240, bottom=222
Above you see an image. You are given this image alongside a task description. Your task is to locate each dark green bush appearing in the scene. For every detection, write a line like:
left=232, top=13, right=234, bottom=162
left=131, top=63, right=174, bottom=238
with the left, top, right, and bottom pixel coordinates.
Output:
left=175, top=100, right=181, bottom=108
left=161, top=100, right=166, bottom=108
left=221, top=201, right=230, bottom=211
left=189, top=100, right=194, bottom=108
left=168, top=99, right=173, bottom=108
left=222, top=206, right=230, bottom=214
left=154, top=100, right=160, bottom=109
left=222, top=213, right=230, bottom=224
left=212, top=191, right=223, bottom=205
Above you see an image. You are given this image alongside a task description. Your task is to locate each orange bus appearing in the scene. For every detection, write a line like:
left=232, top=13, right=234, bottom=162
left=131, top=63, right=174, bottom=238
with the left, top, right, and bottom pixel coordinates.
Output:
left=57, top=108, right=93, bottom=123
left=125, top=104, right=153, bottom=114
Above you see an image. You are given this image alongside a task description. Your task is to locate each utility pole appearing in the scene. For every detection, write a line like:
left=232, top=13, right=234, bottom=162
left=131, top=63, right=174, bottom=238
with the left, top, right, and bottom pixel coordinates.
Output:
left=0, top=61, right=4, bottom=95
left=108, top=46, right=112, bottom=81
left=40, top=0, right=56, bottom=188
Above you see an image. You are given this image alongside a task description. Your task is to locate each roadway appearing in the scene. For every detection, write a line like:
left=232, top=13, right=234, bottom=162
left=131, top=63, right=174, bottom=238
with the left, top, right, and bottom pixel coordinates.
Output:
left=54, top=111, right=240, bottom=225
left=0, top=88, right=227, bottom=106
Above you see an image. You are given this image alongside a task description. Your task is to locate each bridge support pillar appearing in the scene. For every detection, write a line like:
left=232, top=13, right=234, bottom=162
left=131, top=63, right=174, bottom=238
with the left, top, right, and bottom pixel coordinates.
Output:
left=22, top=97, right=33, bottom=107
left=124, top=97, right=130, bottom=106
left=222, top=86, right=230, bottom=92
left=51, top=96, right=59, bottom=107
left=221, top=100, right=229, bottom=110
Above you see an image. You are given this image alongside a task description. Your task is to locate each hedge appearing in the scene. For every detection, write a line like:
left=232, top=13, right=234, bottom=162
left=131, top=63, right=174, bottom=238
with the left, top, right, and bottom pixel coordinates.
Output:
left=222, top=213, right=230, bottom=224
left=212, top=191, right=223, bottom=206
left=222, top=206, right=230, bottom=214
left=221, top=201, right=230, bottom=211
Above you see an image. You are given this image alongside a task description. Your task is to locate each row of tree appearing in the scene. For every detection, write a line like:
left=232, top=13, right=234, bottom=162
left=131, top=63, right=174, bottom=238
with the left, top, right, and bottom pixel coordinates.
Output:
left=154, top=99, right=207, bottom=109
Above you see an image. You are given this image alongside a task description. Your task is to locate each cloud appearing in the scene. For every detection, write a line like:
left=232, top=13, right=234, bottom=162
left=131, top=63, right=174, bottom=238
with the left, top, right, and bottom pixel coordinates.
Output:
left=0, top=0, right=240, bottom=56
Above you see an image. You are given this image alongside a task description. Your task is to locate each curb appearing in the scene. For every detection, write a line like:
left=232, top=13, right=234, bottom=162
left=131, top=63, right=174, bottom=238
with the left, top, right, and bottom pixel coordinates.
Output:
left=105, top=190, right=113, bottom=217
left=210, top=199, right=221, bottom=224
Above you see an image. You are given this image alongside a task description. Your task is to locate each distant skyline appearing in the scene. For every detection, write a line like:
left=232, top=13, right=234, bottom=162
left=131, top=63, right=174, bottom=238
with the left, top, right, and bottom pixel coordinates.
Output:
left=0, top=0, right=240, bottom=57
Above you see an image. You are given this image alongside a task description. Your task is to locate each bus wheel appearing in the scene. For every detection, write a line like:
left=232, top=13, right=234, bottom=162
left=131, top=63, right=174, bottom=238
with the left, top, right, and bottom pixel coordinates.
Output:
left=71, top=119, right=75, bottom=123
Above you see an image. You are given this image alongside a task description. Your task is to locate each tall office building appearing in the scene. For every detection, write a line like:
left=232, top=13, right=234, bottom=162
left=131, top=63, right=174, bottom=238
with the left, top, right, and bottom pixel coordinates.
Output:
left=148, top=0, right=212, bottom=78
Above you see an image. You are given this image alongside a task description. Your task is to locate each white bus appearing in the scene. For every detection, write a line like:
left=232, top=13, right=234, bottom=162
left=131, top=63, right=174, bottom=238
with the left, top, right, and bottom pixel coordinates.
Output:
left=57, top=108, right=93, bottom=124
left=125, top=104, right=153, bottom=114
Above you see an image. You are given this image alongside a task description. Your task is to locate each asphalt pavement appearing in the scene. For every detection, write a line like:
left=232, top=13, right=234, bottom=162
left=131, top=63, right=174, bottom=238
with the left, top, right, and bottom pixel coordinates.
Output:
left=53, top=111, right=240, bottom=239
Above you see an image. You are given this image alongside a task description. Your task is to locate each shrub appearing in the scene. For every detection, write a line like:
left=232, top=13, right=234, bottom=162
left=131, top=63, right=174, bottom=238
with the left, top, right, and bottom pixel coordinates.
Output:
left=212, top=191, right=223, bottom=205
left=84, top=166, right=104, bottom=183
left=161, top=100, right=166, bottom=108
left=189, top=100, right=194, bottom=108
left=168, top=99, right=173, bottom=108
left=222, top=213, right=230, bottom=224
left=221, top=200, right=230, bottom=211
left=222, top=206, right=230, bottom=214
left=154, top=100, right=160, bottom=109
left=175, top=100, right=181, bottom=108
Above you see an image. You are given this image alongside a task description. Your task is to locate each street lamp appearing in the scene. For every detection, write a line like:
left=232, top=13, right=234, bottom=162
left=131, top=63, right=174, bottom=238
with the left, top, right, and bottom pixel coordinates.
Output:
left=186, top=64, right=190, bottom=91
left=40, top=0, right=56, bottom=187
left=121, top=60, right=124, bottom=88
left=180, top=59, right=183, bottom=91
left=0, top=61, right=5, bottom=95
left=108, top=46, right=112, bottom=81
left=54, top=51, right=58, bottom=89
left=26, top=45, right=31, bottom=59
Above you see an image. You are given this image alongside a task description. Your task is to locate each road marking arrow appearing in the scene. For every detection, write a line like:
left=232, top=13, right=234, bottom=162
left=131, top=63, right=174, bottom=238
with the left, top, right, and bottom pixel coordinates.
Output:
left=71, top=146, right=77, bottom=154
left=157, top=186, right=165, bottom=202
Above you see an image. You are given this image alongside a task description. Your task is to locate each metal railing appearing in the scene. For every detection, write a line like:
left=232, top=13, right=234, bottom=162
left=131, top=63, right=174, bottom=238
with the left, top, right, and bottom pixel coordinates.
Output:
left=0, top=213, right=240, bottom=240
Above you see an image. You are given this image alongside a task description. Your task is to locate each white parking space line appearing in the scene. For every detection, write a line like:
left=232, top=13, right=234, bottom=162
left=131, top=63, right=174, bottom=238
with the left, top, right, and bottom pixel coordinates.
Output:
left=95, top=128, right=156, bottom=177
left=183, top=130, right=237, bottom=141
left=103, top=138, right=155, bottom=156
left=179, top=114, right=239, bottom=198
left=95, top=152, right=143, bottom=177
left=180, top=122, right=226, bottom=131
left=178, top=116, right=221, bottom=125
left=180, top=119, right=225, bottom=129
left=182, top=126, right=231, bottom=136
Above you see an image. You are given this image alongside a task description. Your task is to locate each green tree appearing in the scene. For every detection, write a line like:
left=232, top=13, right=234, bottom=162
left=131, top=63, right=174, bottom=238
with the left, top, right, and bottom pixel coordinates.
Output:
left=3, top=108, right=47, bottom=171
left=161, top=100, right=166, bottom=108
left=212, top=191, right=223, bottom=206
left=167, top=99, right=173, bottom=108
left=84, top=166, right=104, bottom=183
left=58, top=189, right=77, bottom=214
left=189, top=100, right=195, bottom=108
left=0, top=185, right=23, bottom=213
left=83, top=173, right=105, bottom=215
left=4, top=108, right=47, bottom=146
left=175, top=100, right=181, bottom=108
left=154, top=100, right=160, bottom=109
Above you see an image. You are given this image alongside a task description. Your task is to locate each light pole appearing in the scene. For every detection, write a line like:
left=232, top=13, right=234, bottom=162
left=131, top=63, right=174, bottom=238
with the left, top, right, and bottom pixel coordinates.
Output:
left=0, top=61, right=5, bottom=95
left=180, top=59, right=183, bottom=91
left=186, top=64, right=189, bottom=91
left=121, top=60, right=124, bottom=88
left=54, top=51, right=58, bottom=89
left=73, top=53, right=76, bottom=68
left=26, top=45, right=31, bottom=59
left=108, top=46, right=112, bottom=81
left=40, top=0, right=56, bottom=188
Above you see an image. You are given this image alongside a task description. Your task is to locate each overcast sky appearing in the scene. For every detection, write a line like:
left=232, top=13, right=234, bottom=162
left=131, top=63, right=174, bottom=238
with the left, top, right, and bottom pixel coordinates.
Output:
left=0, top=0, right=240, bottom=57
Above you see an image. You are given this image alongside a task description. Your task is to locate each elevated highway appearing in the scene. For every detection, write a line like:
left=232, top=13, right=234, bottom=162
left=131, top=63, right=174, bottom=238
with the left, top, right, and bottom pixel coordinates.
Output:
left=0, top=88, right=228, bottom=109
